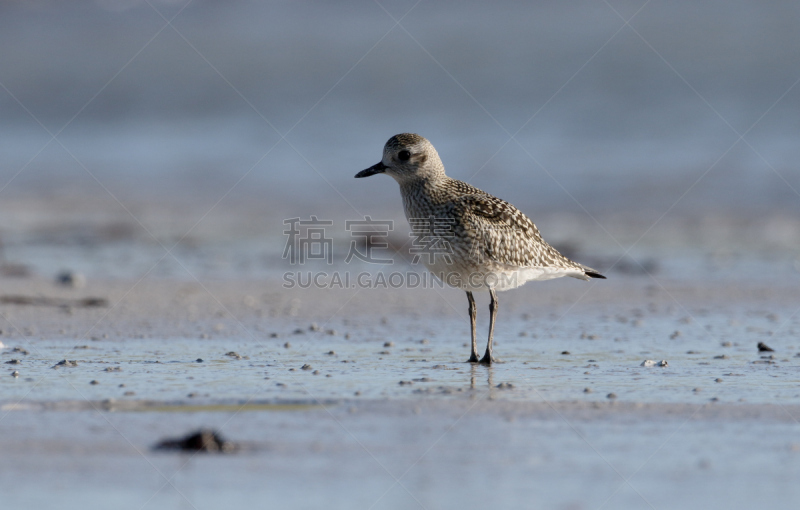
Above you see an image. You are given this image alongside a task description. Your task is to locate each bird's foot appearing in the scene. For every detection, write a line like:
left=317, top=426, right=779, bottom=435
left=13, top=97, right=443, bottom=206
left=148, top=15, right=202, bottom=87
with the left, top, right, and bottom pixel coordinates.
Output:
left=467, top=353, right=480, bottom=363
left=479, top=354, right=495, bottom=365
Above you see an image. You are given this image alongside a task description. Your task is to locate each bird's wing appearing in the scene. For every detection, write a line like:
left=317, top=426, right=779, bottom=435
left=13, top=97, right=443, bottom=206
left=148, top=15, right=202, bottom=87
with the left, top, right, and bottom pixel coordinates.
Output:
left=452, top=193, right=584, bottom=271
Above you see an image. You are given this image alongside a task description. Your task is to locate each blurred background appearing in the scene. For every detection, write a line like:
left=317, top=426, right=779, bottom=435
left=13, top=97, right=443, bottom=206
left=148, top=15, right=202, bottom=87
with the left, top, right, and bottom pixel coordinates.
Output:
left=0, top=0, right=798, bottom=281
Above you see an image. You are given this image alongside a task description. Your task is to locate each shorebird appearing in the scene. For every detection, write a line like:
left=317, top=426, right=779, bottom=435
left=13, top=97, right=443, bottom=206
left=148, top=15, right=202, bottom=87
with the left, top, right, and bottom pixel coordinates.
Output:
left=356, top=133, right=605, bottom=364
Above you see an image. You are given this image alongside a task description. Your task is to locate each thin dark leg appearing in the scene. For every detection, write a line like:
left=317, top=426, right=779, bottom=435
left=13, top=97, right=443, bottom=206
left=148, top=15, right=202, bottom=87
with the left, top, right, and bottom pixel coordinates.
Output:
left=466, top=291, right=479, bottom=362
left=480, top=289, right=498, bottom=364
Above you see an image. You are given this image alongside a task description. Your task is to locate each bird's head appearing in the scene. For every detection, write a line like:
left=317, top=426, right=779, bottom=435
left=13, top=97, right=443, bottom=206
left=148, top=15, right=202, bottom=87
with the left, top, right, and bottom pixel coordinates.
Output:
left=355, top=133, right=445, bottom=184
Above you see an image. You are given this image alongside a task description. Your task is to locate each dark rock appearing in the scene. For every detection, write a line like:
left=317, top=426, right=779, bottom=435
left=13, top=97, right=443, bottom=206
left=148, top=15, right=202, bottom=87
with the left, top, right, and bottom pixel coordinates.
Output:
left=154, top=429, right=238, bottom=453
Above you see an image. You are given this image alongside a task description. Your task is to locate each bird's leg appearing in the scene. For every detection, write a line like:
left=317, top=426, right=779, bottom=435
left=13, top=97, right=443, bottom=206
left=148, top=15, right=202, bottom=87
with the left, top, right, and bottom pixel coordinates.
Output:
left=466, top=291, right=479, bottom=362
left=480, top=289, right=498, bottom=364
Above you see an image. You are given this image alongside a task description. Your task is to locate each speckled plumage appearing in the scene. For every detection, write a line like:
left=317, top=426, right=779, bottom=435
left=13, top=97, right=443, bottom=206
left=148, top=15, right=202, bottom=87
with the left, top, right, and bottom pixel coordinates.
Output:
left=356, top=133, right=605, bottom=363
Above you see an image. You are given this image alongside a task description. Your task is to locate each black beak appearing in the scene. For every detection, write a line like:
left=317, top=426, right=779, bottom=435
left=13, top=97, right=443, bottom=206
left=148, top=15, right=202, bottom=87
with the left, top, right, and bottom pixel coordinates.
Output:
left=355, top=161, right=387, bottom=178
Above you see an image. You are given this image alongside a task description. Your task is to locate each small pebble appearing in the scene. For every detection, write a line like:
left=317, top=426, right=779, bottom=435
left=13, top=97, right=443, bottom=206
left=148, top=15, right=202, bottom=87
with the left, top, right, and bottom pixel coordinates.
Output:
left=561, top=351, right=571, bottom=355
left=383, top=341, right=394, bottom=348
left=720, top=341, right=732, bottom=347
left=354, top=391, right=361, bottom=396
left=226, top=351, right=242, bottom=359
left=52, top=360, right=78, bottom=368
left=312, top=370, right=320, bottom=375
left=196, top=358, right=203, bottom=363
left=56, top=270, right=86, bottom=288
left=123, top=391, right=135, bottom=396
left=90, top=380, right=99, bottom=385
left=399, top=380, right=413, bottom=386
left=715, top=378, right=723, bottom=383
left=5, top=359, right=21, bottom=365
left=583, top=387, right=593, bottom=393
left=713, top=355, right=729, bottom=360
left=607, top=393, right=617, bottom=399
left=496, top=382, right=514, bottom=389
left=283, top=342, right=292, bottom=348
left=104, top=366, right=122, bottom=372
left=640, top=360, right=669, bottom=367
left=11, top=370, right=19, bottom=378
left=11, top=347, right=29, bottom=355
left=757, top=342, right=774, bottom=352
left=309, top=323, right=320, bottom=331
left=301, top=364, right=312, bottom=370
left=669, top=331, right=681, bottom=339
left=326, top=351, right=336, bottom=355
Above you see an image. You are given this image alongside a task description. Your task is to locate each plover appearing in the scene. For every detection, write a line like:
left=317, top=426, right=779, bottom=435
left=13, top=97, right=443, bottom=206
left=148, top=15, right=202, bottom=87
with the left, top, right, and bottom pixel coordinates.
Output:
left=356, top=133, right=605, bottom=364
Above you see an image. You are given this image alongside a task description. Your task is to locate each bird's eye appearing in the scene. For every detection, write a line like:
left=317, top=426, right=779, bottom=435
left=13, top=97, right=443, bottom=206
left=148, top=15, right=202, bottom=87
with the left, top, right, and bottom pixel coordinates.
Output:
left=398, top=150, right=411, bottom=161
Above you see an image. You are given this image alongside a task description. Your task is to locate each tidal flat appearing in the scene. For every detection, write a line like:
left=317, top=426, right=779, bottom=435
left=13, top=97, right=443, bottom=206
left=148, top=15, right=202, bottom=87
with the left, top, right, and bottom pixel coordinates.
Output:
left=1, top=275, right=799, bottom=509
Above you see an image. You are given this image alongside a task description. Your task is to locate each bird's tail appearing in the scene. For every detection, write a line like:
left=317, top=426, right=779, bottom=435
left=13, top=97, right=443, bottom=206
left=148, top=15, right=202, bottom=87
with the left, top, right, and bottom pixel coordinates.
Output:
left=568, top=264, right=605, bottom=280
left=581, top=264, right=606, bottom=279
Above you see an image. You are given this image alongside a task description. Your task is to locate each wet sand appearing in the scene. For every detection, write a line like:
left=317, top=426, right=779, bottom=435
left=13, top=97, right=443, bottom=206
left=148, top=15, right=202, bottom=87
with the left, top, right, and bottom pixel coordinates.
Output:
left=1, top=275, right=799, bottom=509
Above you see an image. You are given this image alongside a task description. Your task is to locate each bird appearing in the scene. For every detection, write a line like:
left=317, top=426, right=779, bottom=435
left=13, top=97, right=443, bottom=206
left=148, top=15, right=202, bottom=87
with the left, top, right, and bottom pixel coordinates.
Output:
left=355, top=133, right=605, bottom=364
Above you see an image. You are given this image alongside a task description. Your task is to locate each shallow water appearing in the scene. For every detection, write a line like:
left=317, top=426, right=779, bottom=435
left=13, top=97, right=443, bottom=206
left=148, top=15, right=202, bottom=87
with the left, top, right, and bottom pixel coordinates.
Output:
left=3, top=399, right=800, bottom=510
left=2, top=307, right=798, bottom=407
